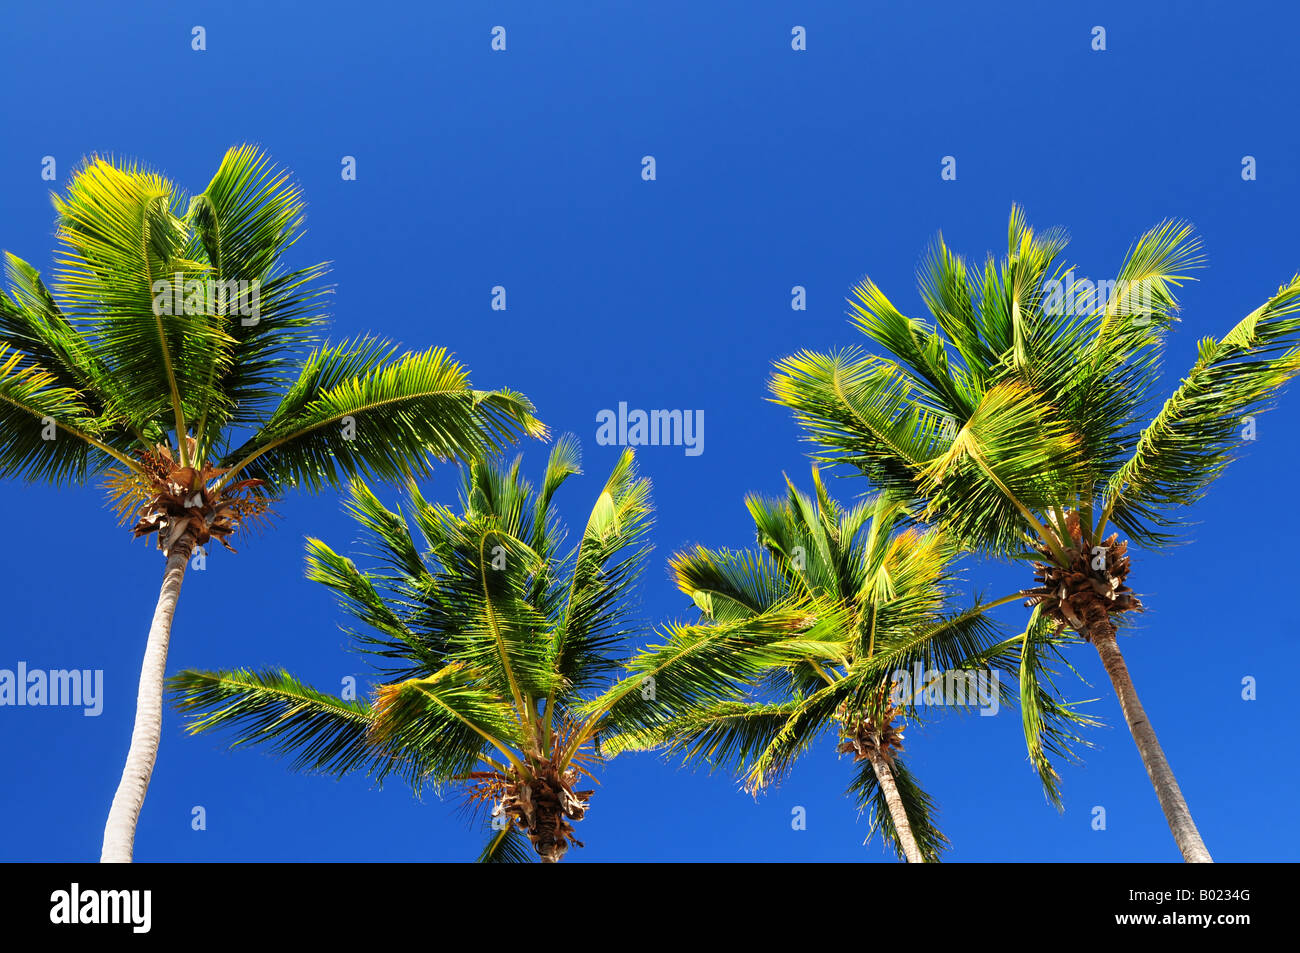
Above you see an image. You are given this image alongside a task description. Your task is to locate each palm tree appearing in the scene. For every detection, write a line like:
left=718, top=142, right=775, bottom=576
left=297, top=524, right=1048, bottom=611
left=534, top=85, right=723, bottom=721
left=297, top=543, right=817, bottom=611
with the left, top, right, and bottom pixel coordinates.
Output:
left=0, top=146, right=544, bottom=862
left=170, top=440, right=656, bottom=862
left=769, top=206, right=1300, bottom=862
left=596, top=469, right=1092, bottom=862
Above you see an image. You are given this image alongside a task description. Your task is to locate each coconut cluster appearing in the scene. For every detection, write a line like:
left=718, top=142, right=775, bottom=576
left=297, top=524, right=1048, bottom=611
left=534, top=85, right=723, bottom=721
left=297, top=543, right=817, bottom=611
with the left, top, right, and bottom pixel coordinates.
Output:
left=492, top=761, right=593, bottom=863
left=125, top=441, right=269, bottom=556
left=1022, top=510, right=1142, bottom=641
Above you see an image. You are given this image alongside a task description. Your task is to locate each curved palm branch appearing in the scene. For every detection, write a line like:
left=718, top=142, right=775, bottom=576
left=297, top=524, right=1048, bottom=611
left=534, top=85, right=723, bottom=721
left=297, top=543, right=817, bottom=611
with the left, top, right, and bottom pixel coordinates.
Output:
left=167, top=668, right=437, bottom=786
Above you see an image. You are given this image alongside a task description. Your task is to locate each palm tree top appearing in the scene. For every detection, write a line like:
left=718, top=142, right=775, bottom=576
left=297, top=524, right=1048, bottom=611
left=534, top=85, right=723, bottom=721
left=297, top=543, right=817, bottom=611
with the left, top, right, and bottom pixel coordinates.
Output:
left=0, top=145, right=544, bottom=554
left=171, top=439, right=655, bottom=861
left=592, top=468, right=1096, bottom=859
left=771, top=205, right=1300, bottom=560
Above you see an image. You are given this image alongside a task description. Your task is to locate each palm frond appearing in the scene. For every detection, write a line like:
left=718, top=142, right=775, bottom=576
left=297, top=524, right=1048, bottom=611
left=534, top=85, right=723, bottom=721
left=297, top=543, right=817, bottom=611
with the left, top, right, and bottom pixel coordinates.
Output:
left=219, top=338, right=545, bottom=493
left=186, top=144, right=329, bottom=450
left=746, top=674, right=859, bottom=789
left=51, top=157, right=224, bottom=446
left=0, top=344, right=134, bottom=482
left=670, top=545, right=786, bottom=620
left=606, top=699, right=800, bottom=768
left=585, top=602, right=845, bottom=752
left=168, top=668, right=429, bottom=786
left=369, top=664, right=526, bottom=786
left=977, top=608, right=1101, bottom=808
left=551, top=447, right=654, bottom=698
left=477, top=824, right=534, bottom=863
left=1103, top=275, right=1300, bottom=544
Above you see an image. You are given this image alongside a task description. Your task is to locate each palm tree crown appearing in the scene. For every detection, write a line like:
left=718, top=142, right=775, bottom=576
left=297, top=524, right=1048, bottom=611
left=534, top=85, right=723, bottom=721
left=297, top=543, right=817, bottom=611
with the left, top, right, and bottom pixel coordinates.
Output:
left=1, top=145, right=543, bottom=538
left=171, top=439, right=653, bottom=862
left=771, top=206, right=1300, bottom=603
left=605, top=469, right=1091, bottom=861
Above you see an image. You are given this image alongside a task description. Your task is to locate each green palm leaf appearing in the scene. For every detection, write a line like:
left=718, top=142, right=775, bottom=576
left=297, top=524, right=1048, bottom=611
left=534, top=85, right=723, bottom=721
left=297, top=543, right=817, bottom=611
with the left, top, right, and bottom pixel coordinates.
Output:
left=168, top=668, right=430, bottom=785
left=219, top=338, right=544, bottom=493
left=477, top=824, right=534, bottom=863
left=1103, top=276, right=1300, bottom=544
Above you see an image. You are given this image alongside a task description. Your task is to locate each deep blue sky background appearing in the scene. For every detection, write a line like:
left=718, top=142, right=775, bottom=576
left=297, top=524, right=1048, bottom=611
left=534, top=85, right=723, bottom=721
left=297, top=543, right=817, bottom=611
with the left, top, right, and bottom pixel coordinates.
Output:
left=2, top=1, right=1297, bottom=862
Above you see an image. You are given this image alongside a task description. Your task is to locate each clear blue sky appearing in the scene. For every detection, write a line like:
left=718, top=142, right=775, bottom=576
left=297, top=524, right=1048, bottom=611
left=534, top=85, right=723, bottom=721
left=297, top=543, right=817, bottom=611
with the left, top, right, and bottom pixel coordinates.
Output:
left=1, top=0, right=1296, bottom=862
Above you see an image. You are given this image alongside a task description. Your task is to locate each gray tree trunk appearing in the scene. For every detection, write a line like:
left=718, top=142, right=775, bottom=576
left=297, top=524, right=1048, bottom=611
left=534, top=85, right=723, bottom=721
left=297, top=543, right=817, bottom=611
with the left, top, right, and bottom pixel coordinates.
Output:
left=1093, top=631, right=1213, bottom=863
left=865, top=748, right=924, bottom=863
left=100, top=532, right=195, bottom=863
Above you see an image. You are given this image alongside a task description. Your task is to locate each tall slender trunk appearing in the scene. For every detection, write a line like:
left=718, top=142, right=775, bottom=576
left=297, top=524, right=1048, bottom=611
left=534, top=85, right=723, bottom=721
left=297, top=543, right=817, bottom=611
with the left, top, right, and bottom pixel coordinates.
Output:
left=865, top=748, right=924, bottom=863
left=1092, top=632, right=1212, bottom=863
left=100, top=532, right=195, bottom=863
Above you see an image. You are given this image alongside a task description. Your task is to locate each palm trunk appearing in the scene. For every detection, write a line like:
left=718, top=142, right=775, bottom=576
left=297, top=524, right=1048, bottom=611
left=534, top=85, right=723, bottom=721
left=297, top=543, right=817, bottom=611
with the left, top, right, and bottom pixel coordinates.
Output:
left=100, top=532, right=195, bottom=863
left=1092, top=632, right=1212, bottom=863
left=865, top=748, right=924, bottom=863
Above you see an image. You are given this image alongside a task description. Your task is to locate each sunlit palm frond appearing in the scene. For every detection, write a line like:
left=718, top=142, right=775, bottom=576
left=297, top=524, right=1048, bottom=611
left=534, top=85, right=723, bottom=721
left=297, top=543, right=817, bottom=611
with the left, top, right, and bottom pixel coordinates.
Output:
left=168, top=668, right=431, bottom=786
left=1102, top=275, right=1300, bottom=545
left=218, top=338, right=545, bottom=494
